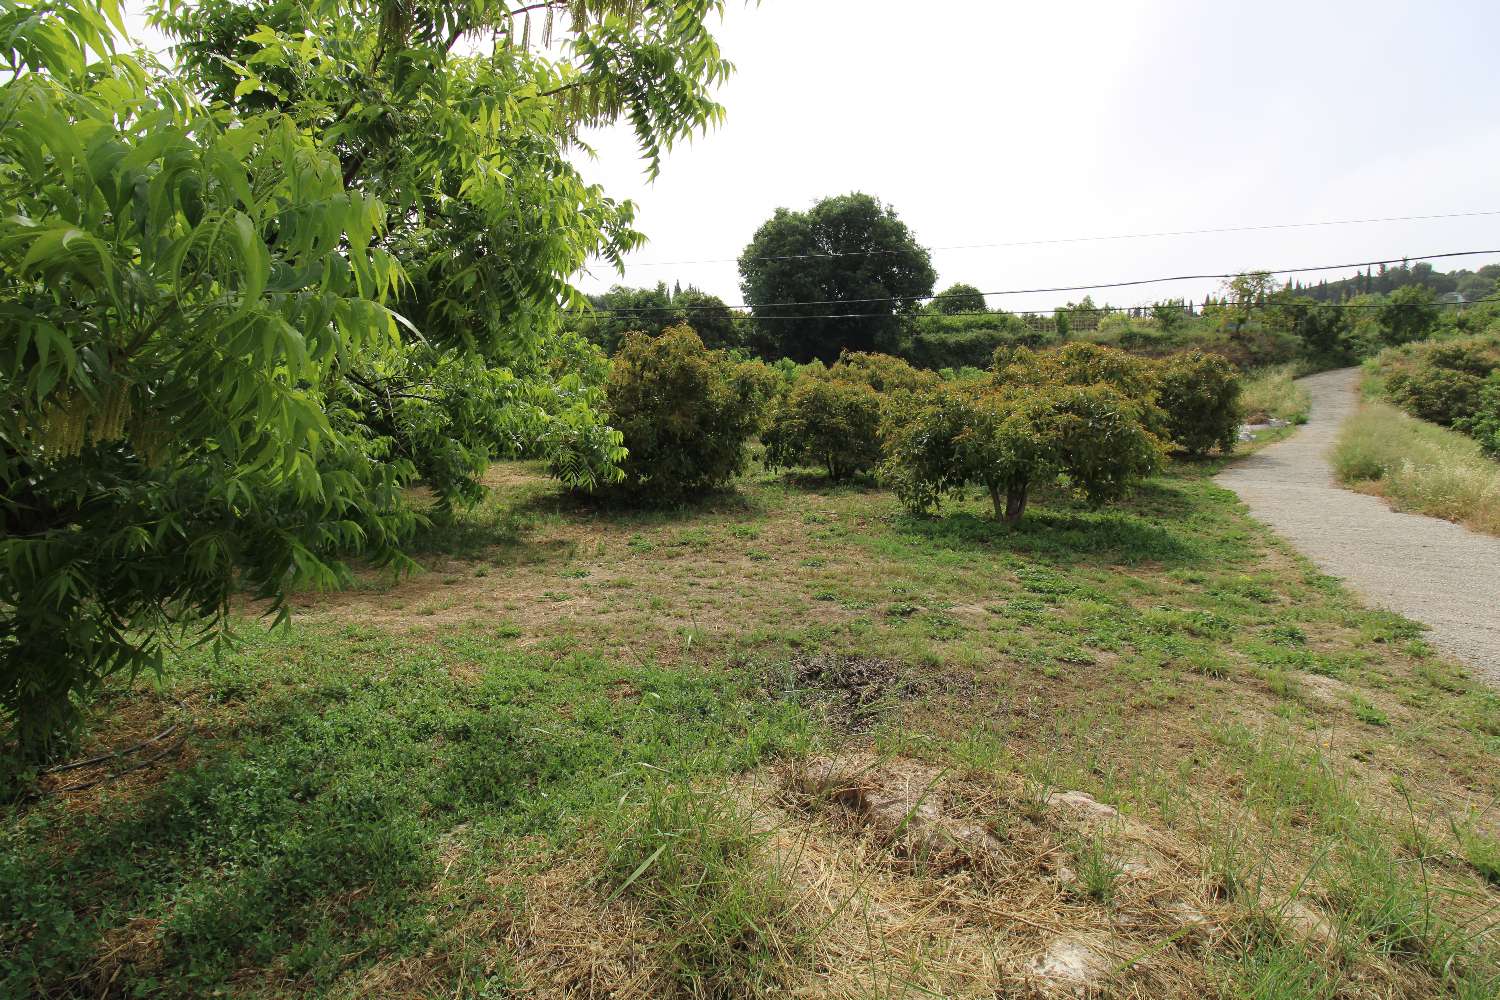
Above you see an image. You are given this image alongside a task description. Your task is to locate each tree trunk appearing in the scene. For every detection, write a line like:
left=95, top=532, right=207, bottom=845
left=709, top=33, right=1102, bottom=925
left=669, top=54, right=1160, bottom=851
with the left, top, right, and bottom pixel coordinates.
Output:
left=988, top=483, right=1005, bottom=520
left=1003, top=482, right=1029, bottom=525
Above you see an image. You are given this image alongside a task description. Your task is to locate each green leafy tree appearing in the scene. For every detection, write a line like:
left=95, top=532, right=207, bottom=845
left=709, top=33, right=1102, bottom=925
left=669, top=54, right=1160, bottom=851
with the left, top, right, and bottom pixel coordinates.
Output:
left=739, top=193, right=936, bottom=363
left=1267, top=294, right=1351, bottom=358
left=1, top=0, right=739, bottom=762
left=995, top=342, right=1167, bottom=438
left=762, top=352, right=933, bottom=481
left=1156, top=352, right=1243, bottom=456
left=883, top=380, right=1164, bottom=524
left=1378, top=285, right=1441, bottom=346
left=0, top=0, right=411, bottom=761
left=670, top=288, right=740, bottom=350
left=571, top=284, right=678, bottom=353
left=1151, top=300, right=1185, bottom=332
left=1455, top=373, right=1500, bottom=458
left=763, top=371, right=883, bottom=481
left=604, top=326, right=768, bottom=501
left=931, top=283, right=988, bottom=315
left=1219, top=271, right=1279, bottom=341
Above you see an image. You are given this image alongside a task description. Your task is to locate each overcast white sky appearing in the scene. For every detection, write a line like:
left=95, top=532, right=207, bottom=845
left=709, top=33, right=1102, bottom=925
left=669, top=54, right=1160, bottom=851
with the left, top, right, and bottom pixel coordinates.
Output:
left=128, top=0, right=1500, bottom=312
left=572, top=0, right=1500, bottom=311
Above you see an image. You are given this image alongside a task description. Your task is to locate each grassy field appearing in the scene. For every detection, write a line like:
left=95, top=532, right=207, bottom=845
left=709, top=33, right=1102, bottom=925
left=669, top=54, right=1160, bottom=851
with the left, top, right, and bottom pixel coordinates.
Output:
left=1333, top=389, right=1500, bottom=538
left=4, top=453, right=1499, bottom=998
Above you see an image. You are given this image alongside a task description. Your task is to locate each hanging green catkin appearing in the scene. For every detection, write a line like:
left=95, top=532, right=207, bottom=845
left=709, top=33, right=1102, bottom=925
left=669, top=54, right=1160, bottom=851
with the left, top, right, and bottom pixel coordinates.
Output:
left=92, top=381, right=132, bottom=444
left=40, top=391, right=88, bottom=459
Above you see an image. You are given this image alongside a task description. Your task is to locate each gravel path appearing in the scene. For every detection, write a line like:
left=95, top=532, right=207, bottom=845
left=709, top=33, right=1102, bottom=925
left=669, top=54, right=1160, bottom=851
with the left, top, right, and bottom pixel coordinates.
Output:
left=1216, top=367, right=1500, bottom=683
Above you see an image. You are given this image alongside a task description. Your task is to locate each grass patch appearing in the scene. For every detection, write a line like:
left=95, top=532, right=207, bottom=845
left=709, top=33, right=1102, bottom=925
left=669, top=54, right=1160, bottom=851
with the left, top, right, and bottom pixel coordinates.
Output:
left=4, top=456, right=1499, bottom=997
left=1332, top=397, right=1500, bottom=535
left=1242, top=365, right=1312, bottom=425
left=602, top=783, right=804, bottom=996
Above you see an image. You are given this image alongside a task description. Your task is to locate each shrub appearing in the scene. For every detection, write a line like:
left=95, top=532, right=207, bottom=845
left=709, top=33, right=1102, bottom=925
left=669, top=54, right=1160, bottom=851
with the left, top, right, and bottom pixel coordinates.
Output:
left=830, top=351, right=940, bottom=395
left=883, top=380, right=1164, bottom=523
left=899, top=313, right=1056, bottom=370
left=763, top=353, right=934, bottom=481
left=604, top=326, right=766, bottom=501
left=1455, top=373, right=1500, bottom=458
left=1386, top=367, right=1485, bottom=426
left=763, top=371, right=883, bottom=481
left=1157, top=352, right=1243, bottom=456
left=994, top=342, right=1169, bottom=438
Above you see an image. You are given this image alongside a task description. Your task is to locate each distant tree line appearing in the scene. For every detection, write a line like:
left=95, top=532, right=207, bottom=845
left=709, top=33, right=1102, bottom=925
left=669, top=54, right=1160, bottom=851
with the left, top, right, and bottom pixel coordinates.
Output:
left=1290, top=261, right=1499, bottom=304
left=563, top=193, right=1500, bottom=374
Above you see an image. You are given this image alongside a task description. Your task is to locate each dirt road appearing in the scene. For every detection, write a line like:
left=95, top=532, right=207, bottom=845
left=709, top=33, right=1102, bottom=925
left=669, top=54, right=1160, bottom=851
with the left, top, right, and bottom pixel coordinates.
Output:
left=1216, top=367, right=1500, bottom=683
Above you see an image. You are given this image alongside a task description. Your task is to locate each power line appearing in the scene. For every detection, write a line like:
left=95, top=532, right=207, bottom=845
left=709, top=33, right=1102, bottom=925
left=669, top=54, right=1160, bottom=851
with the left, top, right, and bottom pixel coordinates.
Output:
left=581, top=248, right=1500, bottom=317
left=739, top=298, right=1487, bottom=322
left=618, top=209, right=1500, bottom=268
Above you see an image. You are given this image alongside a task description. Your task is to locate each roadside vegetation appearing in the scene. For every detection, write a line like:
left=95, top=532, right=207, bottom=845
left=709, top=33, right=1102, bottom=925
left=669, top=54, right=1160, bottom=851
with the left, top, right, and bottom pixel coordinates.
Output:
left=1241, top=365, right=1313, bottom=425
left=1331, top=335, right=1500, bottom=536
left=1334, top=400, right=1500, bottom=536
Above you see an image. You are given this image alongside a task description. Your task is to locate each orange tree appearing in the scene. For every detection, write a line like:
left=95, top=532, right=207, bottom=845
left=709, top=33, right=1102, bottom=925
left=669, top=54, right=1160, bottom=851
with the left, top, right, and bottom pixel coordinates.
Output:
left=1156, top=352, right=1243, bottom=456
left=604, top=326, right=771, bottom=501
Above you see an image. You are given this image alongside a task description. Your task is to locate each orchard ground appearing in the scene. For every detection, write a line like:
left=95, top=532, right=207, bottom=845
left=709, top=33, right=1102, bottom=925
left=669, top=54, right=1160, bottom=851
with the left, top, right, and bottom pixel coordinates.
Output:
left=4, top=446, right=1499, bottom=998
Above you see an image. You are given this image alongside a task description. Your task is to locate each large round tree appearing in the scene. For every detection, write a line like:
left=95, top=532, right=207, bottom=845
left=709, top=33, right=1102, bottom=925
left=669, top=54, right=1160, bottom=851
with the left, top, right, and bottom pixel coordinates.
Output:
left=738, top=193, right=936, bottom=363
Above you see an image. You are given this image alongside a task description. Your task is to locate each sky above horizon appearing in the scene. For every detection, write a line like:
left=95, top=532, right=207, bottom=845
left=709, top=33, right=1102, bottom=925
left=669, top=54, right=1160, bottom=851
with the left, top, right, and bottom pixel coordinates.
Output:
left=569, top=0, right=1500, bottom=311
left=126, top=0, right=1500, bottom=313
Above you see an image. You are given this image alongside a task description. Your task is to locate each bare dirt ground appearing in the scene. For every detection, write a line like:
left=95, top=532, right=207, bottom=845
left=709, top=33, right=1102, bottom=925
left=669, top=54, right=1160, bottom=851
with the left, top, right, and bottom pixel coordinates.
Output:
left=1217, top=367, right=1500, bottom=684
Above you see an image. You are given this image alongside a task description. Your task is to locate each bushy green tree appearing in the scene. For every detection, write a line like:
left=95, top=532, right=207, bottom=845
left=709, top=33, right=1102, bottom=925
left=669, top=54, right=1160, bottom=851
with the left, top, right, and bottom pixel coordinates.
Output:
left=739, top=193, right=936, bottom=363
left=762, top=352, right=933, bottom=481
left=883, top=380, right=1164, bottom=524
left=672, top=288, right=740, bottom=349
left=763, top=372, right=883, bottom=481
left=1156, top=352, right=1243, bottom=456
left=995, top=342, right=1167, bottom=437
left=1, top=0, right=739, bottom=762
left=931, top=283, right=987, bottom=315
left=604, top=326, right=768, bottom=501
left=829, top=351, right=939, bottom=394
left=1267, top=295, right=1351, bottom=359
left=567, top=284, right=740, bottom=353
left=1378, top=285, right=1440, bottom=346
left=1456, top=373, right=1500, bottom=457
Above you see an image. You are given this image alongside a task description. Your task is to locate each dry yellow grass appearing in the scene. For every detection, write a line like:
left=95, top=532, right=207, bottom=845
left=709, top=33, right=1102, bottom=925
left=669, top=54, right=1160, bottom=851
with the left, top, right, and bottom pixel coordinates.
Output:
left=1333, top=398, right=1500, bottom=536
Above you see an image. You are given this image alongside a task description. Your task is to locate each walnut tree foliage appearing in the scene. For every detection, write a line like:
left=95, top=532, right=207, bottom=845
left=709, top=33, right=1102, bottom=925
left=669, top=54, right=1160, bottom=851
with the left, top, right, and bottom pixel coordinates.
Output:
left=0, top=0, right=738, bottom=762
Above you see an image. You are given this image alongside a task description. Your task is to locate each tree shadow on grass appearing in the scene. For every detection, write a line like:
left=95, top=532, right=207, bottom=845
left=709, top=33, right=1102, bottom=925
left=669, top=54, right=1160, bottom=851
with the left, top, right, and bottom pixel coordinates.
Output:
left=0, top=633, right=807, bottom=998
left=889, top=479, right=1236, bottom=569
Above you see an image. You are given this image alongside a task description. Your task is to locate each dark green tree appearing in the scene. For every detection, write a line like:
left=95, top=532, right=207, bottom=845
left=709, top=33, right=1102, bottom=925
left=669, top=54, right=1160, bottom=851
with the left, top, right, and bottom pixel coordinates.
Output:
left=1378, top=285, right=1441, bottom=346
left=1268, top=294, right=1351, bottom=358
left=931, top=283, right=988, bottom=315
left=672, top=288, right=740, bottom=349
left=738, top=193, right=936, bottom=363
